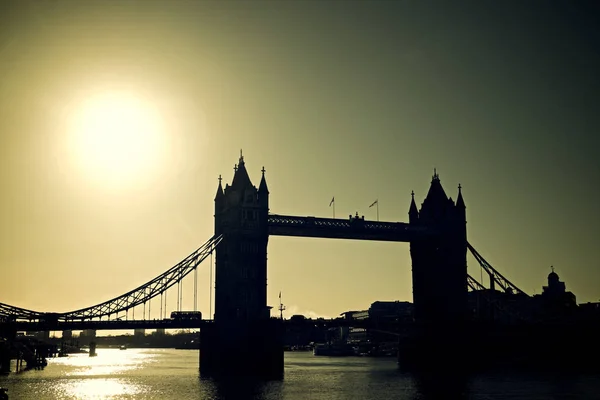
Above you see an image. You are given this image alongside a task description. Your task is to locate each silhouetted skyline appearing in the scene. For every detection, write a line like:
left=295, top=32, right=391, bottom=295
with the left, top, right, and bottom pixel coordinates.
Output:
left=0, top=1, right=599, bottom=319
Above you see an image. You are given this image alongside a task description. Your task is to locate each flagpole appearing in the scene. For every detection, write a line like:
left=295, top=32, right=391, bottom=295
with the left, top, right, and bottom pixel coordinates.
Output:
left=369, top=199, right=379, bottom=221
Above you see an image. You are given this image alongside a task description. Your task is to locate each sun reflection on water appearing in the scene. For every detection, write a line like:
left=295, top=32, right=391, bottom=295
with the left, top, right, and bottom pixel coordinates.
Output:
left=47, top=349, right=156, bottom=398
left=53, top=349, right=157, bottom=377
left=55, top=378, right=145, bottom=399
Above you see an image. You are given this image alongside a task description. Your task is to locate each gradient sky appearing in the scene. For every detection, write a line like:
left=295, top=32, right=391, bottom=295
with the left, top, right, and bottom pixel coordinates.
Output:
left=1, top=1, right=599, bottom=322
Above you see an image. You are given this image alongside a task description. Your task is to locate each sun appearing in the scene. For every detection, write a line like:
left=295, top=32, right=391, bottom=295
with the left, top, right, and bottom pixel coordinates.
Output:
left=68, top=92, right=165, bottom=188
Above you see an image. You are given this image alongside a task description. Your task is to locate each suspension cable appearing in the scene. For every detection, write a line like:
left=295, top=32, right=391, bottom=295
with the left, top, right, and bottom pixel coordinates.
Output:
left=180, top=268, right=183, bottom=312
left=209, top=251, right=213, bottom=319
left=194, top=267, right=198, bottom=312
left=0, top=234, right=222, bottom=321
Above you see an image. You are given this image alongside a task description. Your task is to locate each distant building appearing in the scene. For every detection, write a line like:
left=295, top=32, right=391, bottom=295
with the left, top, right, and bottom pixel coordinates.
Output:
left=134, top=329, right=145, bottom=338
left=469, top=267, right=578, bottom=323
left=346, top=301, right=414, bottom=344
left=536, top=268, right=577, bottom=317
left=579, top=302, right=600, bottom=319
left=369, top=301, right=413, bottom=321
left=80, top=329, right=96, bottom=339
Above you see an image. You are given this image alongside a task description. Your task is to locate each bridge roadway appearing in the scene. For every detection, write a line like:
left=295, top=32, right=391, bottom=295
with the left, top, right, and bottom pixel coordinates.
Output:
left=268, top=214, right=431, bottom=241
left=10, top=319, right=209, bottom=332
left=5, top=317, right=408, bottom=332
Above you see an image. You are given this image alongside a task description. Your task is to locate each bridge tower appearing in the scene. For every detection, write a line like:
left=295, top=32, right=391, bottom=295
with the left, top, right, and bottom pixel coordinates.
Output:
left=403, top=170, right=468, bottom=370
left=409, top=170, right=467, bottom=325
left=200, top=152, right=283, bottom=379
left=213, top=152, right=270, bottom=322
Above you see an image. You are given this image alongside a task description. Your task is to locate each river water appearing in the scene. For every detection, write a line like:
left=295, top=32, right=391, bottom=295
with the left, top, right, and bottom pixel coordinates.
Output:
left=1, top=349, right=598, bottom=399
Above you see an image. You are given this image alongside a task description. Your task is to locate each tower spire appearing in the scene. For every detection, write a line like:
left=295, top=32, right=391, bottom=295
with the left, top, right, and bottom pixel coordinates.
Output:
left=259, top=166, right=269, bottom=194
left=214, top=174, right=224, bottom=200
left=409, top=190, right=419, bottom=222
left=231, top=151, right=253, bottom=189
left=456, top=183, right=465, bottom=209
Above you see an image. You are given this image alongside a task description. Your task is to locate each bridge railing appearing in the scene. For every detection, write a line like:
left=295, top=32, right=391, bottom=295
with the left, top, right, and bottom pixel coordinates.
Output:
left=268, top=214, right=429, bottom=241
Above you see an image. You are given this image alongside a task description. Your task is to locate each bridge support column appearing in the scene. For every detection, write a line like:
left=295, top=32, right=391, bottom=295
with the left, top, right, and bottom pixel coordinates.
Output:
left=200, top=319, right=283, bottom=379
left=401, top=173, right=468, bottom=372
left=397, top=321, right=468, bottom=373
left=204, top=154, right=283, bottom=379
left=0, top=343, right=10, bottom=374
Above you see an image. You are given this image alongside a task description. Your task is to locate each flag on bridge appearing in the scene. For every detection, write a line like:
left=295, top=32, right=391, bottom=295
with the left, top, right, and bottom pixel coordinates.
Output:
left=329, top=197, right=335, bottom=207
left=369, top=199, right=378, bottom=208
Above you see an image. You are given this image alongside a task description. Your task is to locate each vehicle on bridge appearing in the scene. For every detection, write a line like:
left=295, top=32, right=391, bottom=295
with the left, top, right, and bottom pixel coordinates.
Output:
left=170, top=311, right=202, bottom=321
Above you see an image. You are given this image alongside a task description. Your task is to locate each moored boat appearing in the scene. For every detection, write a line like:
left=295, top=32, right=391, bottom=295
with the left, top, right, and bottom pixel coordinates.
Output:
left=313, top=343, right=354, bottom=356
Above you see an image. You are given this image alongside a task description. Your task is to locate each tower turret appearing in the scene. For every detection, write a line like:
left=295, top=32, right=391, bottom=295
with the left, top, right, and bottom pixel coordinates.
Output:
left=231, top=150, right=253, bottom=191
left=214, top=175, right=225, bottom=233
left=215, top=175, right=224, bottom=201
left=418, top=169, right=451, bottom=225
left=258, top=166, right=269, bottom=210
left=455, top=183, right=466, bottom=227
left=409, top=190, right=419, bottom=223
left=456, top=184, right=465, bottom=209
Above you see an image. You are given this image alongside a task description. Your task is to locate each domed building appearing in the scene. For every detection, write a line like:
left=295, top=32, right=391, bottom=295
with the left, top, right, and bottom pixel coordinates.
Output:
left=540, top=267, right=577, bottom=315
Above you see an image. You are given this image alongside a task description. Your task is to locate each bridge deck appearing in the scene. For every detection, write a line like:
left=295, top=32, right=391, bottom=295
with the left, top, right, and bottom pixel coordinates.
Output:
left=268, top=215, right=428, bottom=242
left=11, top=319, right=210, bottom=332
left=8, top=318, right=407, bottom=332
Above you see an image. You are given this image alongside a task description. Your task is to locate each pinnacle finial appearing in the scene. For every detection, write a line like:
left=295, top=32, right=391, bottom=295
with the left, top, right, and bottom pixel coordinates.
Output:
left=234, top=164, right=238, bottom=172
left=411, top=190, right=415, bottom=198
left=458, top=183, right=462, bottom=191
left=261, top=166, right=266, bottom=176
left=240, top=149, right=243, bottom=161
left=218, top=174, right=222, bottom=184
left=551, top=265, right=555, bottom=273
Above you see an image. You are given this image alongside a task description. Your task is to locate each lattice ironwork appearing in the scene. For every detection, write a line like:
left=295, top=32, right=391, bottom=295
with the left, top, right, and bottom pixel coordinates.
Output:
left=0, top=302, right=43, bottom=320
left=467, top=273, right=528, bottom=323
left=268, top=214, right=428, bottom=241
left=1, top=235, right=222, bottom=322
left=467, top=242, right=528, bottom=296
left=467, top=274, right=486, bottom=291
left=58, top=234, right=222, bottom=321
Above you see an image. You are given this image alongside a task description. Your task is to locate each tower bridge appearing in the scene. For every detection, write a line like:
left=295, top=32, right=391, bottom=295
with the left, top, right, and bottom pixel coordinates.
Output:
left=1, top=153, right=531, bottom=377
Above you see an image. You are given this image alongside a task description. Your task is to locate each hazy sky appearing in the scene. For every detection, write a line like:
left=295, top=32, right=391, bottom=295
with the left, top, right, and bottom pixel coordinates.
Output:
left=1, top=1, right=599, bottom=321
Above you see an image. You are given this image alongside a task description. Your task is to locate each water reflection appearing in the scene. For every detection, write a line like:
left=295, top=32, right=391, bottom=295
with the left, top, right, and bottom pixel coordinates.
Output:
left=52, top=349, right=157, bottom=376
left=200, top=377, right=284, bottom=400
left=0, top=350, right=597, bottom=399
left=55, top=378, right=145, bottom=399
left=411, top=371, right=470, bottom=400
